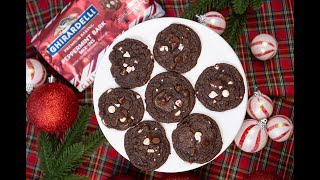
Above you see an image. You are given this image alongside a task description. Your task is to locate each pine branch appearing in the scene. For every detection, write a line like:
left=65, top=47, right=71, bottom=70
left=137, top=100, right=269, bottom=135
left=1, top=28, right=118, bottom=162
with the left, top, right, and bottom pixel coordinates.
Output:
left=181, top=0, right=213, bottom=19
left=251, top=0, right=264, bottom=11
left=52, top=143, right=85, bottom=178
left=232, top=0, right=250, bottom=14
left=223, top=11, right=248, bottom=48
left=82, top=129, right=105, bottom=156
left=55, top=105, right=92, bottom=157
left=182, top=0, right=233, bottom=19
left=38, top=132, right=55, bottom=177
left=62, top=175, right=90, bottom=180
left=212, top=0, right=233, bottom=11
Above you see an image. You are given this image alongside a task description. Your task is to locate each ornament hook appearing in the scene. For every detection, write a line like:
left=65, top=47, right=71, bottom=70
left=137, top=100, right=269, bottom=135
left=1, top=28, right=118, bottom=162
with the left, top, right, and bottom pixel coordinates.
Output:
left=26, top=83, right=33, bottom=94
left=258, top=118, right=268, bottom=129
left=253, top=86, right=261, bottom=97
left=48, top=75, right=56, bottom=83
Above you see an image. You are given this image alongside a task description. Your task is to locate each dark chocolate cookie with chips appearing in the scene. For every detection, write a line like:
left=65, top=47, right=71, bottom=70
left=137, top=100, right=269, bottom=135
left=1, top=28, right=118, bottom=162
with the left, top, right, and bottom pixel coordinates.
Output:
left=109, top=38, right=154, bottom=88
left=195, top=63, right=245, bottom=112
left=98, top=88, right=144, bottom=130
left=172, top=113, right=223, bottom=164
left=124, top=120, right=170, bottom=171
left=101, top=0, right=122, bottom=12
left=153, top=23, right=201, bottom=73
left=145, top=72, right=195, bottom=123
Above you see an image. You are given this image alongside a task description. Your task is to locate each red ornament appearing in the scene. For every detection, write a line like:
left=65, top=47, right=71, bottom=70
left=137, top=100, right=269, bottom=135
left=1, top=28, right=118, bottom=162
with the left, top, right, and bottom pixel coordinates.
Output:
left=243, top=170, right=283, bottom=180
left=160, top=172, right=200, bottom=180
left=26, top=83, right=79, bottom=133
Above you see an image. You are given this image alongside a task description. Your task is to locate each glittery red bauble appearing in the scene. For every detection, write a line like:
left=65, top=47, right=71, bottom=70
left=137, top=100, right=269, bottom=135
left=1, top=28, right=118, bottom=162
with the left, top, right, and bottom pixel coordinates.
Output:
left=26, top=83, right=79, bottom=133
left=160, top=172, right=200, bottom=180
left=243, top=170, right=283, bottom=180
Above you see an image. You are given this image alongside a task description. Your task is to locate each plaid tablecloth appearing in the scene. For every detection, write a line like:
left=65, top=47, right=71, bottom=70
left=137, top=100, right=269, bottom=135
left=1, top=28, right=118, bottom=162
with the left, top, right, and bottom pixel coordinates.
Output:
left=26, top=0, right=294, bottom=179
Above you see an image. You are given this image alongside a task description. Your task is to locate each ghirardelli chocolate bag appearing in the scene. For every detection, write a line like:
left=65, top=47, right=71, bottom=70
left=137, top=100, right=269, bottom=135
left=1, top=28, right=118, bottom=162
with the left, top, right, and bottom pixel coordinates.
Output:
left=31, top=0, right=165, bottom=92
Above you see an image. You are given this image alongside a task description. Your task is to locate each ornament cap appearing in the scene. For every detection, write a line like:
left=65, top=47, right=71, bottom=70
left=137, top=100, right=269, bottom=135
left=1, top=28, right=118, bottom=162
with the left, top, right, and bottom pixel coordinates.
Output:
left=48, top=75, right=56, bottom=83
left=26, top=83, right=33, bottom=94
left=253, top=86, right=262, bottom=97
left=196, top=14, right=205, bottom=24
left=258, top=118, right=268, bottom=129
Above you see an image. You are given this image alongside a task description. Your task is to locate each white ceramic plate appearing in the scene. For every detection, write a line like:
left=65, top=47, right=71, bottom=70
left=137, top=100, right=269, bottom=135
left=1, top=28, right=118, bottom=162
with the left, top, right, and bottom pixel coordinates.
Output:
left=93, top=17, right=248, bottom=173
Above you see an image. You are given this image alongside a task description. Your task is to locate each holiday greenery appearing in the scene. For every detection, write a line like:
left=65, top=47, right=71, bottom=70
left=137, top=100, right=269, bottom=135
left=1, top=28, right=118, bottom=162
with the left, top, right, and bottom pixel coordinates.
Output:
left=38, top=105, right=105, bottom=180
left=181, top=0, right=266, bottom=48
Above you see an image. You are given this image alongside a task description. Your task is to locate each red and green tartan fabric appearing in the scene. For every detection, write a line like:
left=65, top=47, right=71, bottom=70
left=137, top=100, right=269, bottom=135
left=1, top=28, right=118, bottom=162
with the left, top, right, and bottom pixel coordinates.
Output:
left=26, top=0, right=294, bottom=179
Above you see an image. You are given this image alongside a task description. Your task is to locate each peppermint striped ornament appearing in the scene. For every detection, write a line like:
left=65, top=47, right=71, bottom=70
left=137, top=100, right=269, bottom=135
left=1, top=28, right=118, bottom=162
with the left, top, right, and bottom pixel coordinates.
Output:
left=247, top=90, right=274, bottom=120
left=234, top=119, right=268, bottom=153
left=250, top=34, right=278, bottom=61
left=267, top=115, right=293, bottom=142
left=197, top=11, right=226, bottom=35
left=26, top=58, right=47, bottom=93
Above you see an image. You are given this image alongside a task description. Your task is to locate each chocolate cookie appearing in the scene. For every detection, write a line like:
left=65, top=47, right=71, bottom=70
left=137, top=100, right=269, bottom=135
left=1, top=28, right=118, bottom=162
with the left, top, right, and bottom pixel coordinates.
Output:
left=145, top=72, right=195, bottom=123
left=195, top=63, right=245, bottom=112
left=101, top=0, right=122, bottom=12
left=98, top=88, right=144, bottom=130
left=124, top=120, right=170, bottom=171
left=172, top=113, right=223, bottom=164
left=153, top=23, right=201, bottom=73
left=109, top=38, right=154, bottom=88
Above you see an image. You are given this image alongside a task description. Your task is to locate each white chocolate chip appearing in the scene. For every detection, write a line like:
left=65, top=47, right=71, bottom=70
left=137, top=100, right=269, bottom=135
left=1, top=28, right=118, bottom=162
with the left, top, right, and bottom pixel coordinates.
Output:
left=107, top=89, right=112, bottom=93
left=178, top=44, right=184, bottom=51
left=106, top=4, right=111, bottom=8
left=126, top=66, right=132, bottom=73
left=108, top=106, right=116, bottom=113
left=147, top=149, right=155, bottom=153
left=174, top=110, right=181, bottom=116
left=131, top=66, right=135, bottom=71
left=222, top=70, right=225, bottom=72
left=175, top=100, right=182, bottom=107
left=158, top=153, right=161, bottom=156
left=143, top=138, right=150, bottom=145
left=219, top=86, right=223, bottom=89
left=115, top=104, right=120, bottom=107
left=156, top=89, right=159, bottom=92
left=210, top=84, right=217, bottom=88
left=173, top=105, right=177, bottom=109
left=130, top=116, right=135, bottom=119
left=136, top=95, right=141, bottom=99
left=153, top=159, right=156, bottom=161
left=119, top=117, right=126, bottom=122
left=228, top=81, right=233, bottom=84
left=123, top=51, right=130, bottom=57
left=118, top=47, right=123, bottom=51
left=138, top=129, right=142, bottom=133
left=159, top=46, right=169, bottom=51
left=123, top=63, right=128, bottom=67
left=161, top=79, right=164, bottom=83
left=110, top=1, right=115, bottom=5
left=240, top=96, right=243, bottom=99
left=155, top=128, right=158, bottom=130
left=194, top=132, right=202, bottom=143
left=134, top=60, right=138, bottom=64
left=222, top=90, right=230, bottom=97
left=215, top=65, right=219, bottom=70
left=208, top=91, right=218, bottom=99
left=213, top=100, right=217, bottom=103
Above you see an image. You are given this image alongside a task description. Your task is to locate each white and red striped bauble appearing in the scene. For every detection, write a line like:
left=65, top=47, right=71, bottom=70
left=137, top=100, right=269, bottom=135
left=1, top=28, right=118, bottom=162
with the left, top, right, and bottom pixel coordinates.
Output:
left=250, top=33, right=278, bottom=61
left=247, top=90, right=274, bottom=120
left=26, top=58, right=47, bottom=93
left=197, top=11, right=226, bottom=35
left=267, top=115, right=293, bottom=142
left=234, top=119, right=268, bottom=153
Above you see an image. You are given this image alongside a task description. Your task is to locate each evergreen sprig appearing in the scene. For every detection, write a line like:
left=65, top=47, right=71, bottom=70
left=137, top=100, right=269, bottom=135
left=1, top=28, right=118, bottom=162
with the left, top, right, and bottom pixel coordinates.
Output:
left=38, top=105, right=106, bottom=180
left=233, top=0, right=250, bottom=14
left=223, top=12, right=248, bottom=48
left=181, top=0, right=266, bottom=48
